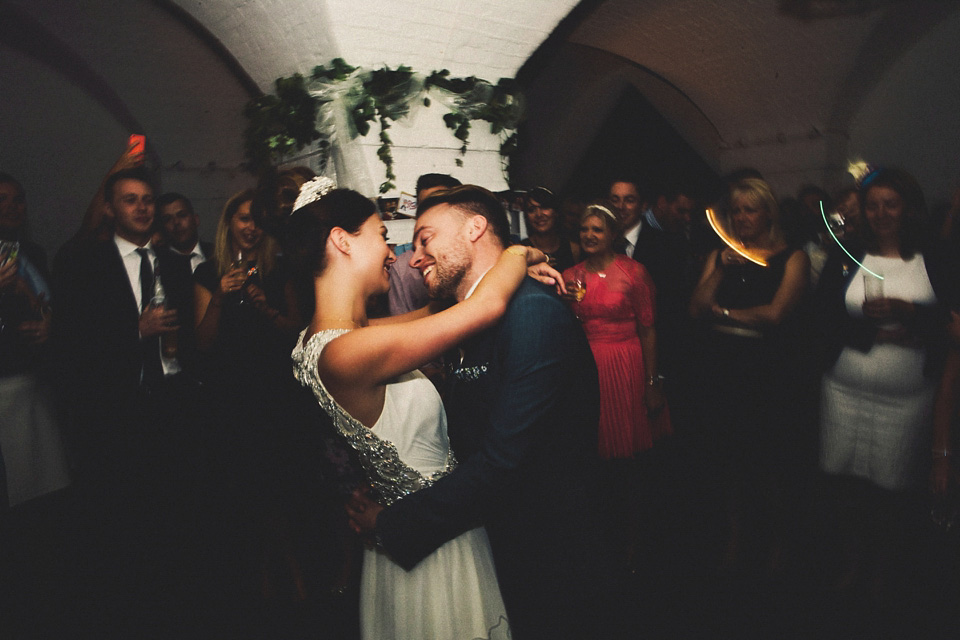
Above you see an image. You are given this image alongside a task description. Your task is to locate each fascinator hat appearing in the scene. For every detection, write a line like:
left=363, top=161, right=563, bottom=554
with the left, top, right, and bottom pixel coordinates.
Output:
left=848, top=160, right=881, bottom=189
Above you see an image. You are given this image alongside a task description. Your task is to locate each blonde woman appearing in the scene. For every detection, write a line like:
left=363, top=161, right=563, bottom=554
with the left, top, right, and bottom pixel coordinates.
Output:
left=690, top=178, right=810, bottom=571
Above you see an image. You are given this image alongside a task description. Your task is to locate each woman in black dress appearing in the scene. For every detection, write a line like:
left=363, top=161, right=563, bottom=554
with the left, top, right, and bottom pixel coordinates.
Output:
left=193, top=188, right=305, bottom=601
left=690, top=178, right=810, bottom=572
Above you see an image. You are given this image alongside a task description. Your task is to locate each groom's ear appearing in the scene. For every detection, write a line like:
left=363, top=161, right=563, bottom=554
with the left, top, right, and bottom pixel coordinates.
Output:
left=465, top=214, right=489, bottom=242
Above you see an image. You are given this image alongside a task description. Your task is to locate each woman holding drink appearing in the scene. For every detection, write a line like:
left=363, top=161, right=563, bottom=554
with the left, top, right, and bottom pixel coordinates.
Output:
left=563, top=203, right=665, bottom=459
left=562, top=203, right=665, bottom=568
left=193, top=188, right=305, bottom=599
left=816, top=167, right=956, bottom=591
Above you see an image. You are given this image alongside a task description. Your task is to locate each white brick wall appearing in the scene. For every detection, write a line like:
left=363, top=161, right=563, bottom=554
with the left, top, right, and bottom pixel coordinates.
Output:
left=173, top=0, right=577, bottom=195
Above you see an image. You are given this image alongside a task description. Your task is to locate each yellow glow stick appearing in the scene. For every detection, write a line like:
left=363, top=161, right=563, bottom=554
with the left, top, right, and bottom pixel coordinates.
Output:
left=705, top=208, right=768, bottom=267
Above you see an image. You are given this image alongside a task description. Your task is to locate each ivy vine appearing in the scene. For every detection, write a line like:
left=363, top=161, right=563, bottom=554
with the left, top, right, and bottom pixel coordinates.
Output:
left=242, top=74, right=322, bottom=174
left=243, top=59, right=523, bottom=192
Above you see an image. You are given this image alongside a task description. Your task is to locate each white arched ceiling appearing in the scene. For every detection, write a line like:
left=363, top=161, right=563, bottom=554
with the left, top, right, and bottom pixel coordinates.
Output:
left=6, top=0, right=960, bottom=255
left=559, top=0, right=960, bottom=198
left=2, top=0, right=577, bottom=254
left=844, top=8, right=960, bottom=200
left=512, top=43, right=724, bottom=193
left=172, top=0, right=577, bottom=88
left=171, top=0, right=580, bottom=199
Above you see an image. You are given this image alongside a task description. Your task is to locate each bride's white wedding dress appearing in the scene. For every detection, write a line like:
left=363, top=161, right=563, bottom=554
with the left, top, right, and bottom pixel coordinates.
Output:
left=292, top=329, right=509, bottom=640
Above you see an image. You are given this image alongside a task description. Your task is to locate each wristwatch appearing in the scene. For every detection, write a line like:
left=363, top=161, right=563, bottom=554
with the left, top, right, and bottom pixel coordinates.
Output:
left=647, top=373, right=666, bottom=386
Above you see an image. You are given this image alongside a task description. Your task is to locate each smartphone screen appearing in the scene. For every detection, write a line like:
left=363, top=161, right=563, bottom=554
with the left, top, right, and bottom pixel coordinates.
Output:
left=129, top=134, right=146, bottom=155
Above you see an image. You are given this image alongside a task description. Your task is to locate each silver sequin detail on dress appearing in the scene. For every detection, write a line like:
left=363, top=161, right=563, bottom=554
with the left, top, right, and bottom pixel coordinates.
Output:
left=292, top=329, right=456, bottom=506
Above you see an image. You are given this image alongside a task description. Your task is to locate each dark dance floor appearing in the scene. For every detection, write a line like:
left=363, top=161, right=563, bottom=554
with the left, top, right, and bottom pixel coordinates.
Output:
left=2, top=436, right=958, bottom=640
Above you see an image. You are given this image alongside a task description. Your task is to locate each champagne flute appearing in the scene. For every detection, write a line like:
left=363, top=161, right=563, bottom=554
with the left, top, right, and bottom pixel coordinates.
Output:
left=567, top=270, right=586, bottom=319
left=231, top=251, right=250, bottom=304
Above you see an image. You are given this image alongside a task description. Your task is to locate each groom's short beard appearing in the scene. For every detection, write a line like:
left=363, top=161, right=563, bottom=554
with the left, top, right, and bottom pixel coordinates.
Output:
left=428, top=261, right=467, bottom=301
left=427, top=242, right=471, bottom=301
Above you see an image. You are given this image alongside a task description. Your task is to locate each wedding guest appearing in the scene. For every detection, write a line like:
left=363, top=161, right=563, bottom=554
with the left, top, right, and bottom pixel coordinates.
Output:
left=565, top=203, right=666, bottom=457
left=251, top=166, right=316, bottom=237
left=0, top=172, right=74, bottom=638
left=0, top=173, right=69, bottom=509
left=931, top=311, right=960, bottom=497
left=56, top=167, right=194, bottom=484
left=689, top=177, right=810, bottom=572
left=559, top=195, right=587, bottom=242
left=631, top=181, right=700, bottom=407
left=795, top=183, right=832, bottom=247
left=563, top=203, right=666, bottom=568
left=69, top=139, right=146, bottom=248
left=192, top=188, right=305, bottom=601
left=157, top=192, right=211, bottom=273
left=53, top=166, right=196, bottom=630
left=834, top=186, right=862, bottom=239
left=608, top=177, right=647, bottom=259
left=816, top=167, right=955, bottom=593
left=521, top=187, right=579, bottom=272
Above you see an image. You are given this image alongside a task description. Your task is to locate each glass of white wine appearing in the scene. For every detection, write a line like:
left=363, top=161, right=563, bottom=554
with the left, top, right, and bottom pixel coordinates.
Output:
left=567, top=270, right=586, bottom=318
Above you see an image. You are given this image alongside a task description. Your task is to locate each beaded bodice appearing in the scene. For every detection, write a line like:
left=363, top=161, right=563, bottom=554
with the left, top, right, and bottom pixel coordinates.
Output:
left=291, top=328, right=456, bottom=505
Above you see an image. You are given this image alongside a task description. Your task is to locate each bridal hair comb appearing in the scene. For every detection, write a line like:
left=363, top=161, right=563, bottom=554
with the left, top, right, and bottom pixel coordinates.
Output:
left=292, top=176, right=337, bottom=213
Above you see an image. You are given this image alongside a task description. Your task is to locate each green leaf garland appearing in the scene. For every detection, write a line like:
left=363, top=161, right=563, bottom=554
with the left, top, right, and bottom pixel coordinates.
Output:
left=243, top=60, right=523, bottom=191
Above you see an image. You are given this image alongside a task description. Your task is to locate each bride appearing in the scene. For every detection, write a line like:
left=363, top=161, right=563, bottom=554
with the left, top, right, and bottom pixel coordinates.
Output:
left=288, top=178, right=556, bottom=639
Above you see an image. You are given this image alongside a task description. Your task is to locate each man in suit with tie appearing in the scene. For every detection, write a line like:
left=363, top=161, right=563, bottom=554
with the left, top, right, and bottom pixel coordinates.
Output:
left=608, top=177, right=648, bottom=259
left=54, top=167, right=200, bottom=629
left=349, top=186, right=623, bottom=639
left=56, top=167, right=192, bottom=481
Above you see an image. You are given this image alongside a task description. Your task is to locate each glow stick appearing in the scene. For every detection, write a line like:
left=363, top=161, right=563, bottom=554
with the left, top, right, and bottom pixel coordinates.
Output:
left=819, top=201, right=883, bottom=280
left=704, top=208, right=768, bottom=266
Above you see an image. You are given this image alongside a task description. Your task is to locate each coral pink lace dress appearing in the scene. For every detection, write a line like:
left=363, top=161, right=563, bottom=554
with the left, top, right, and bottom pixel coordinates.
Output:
left=564, top=255, right=667, bottom=458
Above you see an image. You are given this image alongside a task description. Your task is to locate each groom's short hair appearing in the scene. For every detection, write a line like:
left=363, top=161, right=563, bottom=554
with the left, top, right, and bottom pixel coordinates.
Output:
left=417, top=185, right=511, bottom=249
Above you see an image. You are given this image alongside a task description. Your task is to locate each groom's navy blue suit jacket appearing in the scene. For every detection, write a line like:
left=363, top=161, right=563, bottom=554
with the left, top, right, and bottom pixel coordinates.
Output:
left=376, top=278, right=615, bottom=632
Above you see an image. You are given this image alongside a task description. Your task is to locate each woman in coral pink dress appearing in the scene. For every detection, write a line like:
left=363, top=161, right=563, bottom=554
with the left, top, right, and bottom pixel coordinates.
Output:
left=563, top=203, right=668, bottom=459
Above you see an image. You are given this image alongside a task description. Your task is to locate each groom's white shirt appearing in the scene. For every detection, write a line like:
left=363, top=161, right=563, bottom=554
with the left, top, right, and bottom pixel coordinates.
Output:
left=463, top=268, right=493, bottom=301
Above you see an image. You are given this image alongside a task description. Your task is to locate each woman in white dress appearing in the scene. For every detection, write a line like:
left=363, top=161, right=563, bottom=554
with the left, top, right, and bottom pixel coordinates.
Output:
left=817, top=166, right=954, bottom=591
left=287, top=178, right=555, bottom=639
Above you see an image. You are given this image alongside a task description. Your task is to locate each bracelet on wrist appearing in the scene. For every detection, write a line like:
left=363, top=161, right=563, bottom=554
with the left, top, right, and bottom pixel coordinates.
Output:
left=647, top=373, right=666, bottom=386
left=932, top=448, right=952, bottom=458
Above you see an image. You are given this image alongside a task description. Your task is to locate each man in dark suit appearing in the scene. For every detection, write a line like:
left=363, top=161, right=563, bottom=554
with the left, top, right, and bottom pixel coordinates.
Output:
left=632, top=183, right=698, bottom=374
left=349, top=186, right=621, bottom=639
left=609, top=177, right=647, bottom=259
left=157, top=192, right=212, bottom=274
left=54, top=167, right=201, bottom=630
left=55, top=168, right=195, bottom=484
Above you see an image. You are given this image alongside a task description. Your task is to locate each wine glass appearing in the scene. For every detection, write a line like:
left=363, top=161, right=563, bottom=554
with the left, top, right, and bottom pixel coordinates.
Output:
left=567, top=270, right=586, bottom=319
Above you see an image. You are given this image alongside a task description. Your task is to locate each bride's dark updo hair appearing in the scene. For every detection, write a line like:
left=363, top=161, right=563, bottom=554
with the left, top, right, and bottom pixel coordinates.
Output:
left=286, top=188, right=378, bottom=280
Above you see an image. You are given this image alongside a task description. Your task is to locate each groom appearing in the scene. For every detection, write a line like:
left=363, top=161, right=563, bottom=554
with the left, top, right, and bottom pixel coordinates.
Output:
left=348, top=185, right=621, bottom=638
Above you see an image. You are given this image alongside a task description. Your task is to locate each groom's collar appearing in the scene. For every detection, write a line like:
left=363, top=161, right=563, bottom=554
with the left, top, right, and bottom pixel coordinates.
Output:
left=463, top=267, right=493, bottom=300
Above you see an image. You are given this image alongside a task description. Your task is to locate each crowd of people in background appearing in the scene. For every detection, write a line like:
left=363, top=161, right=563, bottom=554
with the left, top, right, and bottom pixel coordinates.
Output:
left=1, top=136, right=959, bottom=637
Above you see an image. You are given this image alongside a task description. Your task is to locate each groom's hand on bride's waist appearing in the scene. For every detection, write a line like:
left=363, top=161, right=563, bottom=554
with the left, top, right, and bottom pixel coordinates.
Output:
left=347, top=487, right=383, bottom=536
